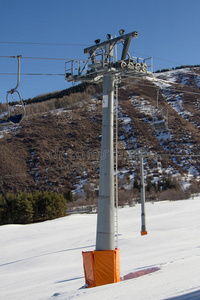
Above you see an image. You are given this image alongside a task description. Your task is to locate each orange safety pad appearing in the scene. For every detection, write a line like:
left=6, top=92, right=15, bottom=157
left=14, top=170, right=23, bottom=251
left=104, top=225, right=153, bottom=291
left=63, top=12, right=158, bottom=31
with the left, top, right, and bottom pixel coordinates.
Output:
left=141, top=231, right=148, bottom=236
left=82, top=249, right=120, bottom=287
left=94, top=249, right=120, bottom=286
left=82, top=251, right=95, bottom=287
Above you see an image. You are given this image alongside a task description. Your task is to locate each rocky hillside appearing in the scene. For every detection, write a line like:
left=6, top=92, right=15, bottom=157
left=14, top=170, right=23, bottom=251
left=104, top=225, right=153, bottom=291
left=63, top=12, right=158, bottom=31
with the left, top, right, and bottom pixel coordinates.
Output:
left=0, top=67, right=199, bottom=197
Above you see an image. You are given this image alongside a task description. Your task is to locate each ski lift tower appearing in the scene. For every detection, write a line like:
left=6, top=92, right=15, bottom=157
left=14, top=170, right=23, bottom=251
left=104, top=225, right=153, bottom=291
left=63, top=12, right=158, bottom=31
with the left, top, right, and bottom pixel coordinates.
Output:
left=65, top=30, right=151, bottom=287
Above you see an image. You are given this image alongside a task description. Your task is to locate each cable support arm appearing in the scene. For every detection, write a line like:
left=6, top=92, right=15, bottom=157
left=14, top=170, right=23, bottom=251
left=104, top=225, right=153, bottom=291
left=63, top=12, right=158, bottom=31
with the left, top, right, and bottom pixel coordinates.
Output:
left=84, top=31, right=138, bottom=55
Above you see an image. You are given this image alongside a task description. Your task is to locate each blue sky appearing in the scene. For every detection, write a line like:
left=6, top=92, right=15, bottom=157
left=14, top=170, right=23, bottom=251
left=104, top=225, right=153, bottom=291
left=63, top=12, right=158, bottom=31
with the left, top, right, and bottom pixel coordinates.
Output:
left=0, top=0, right=200, bottom=102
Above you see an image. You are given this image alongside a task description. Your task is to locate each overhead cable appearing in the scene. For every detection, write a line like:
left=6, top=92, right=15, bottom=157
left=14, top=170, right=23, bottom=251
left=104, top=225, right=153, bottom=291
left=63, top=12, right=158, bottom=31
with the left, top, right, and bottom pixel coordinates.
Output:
left=0, top=55, right=72, bottom=61
left=0, top=72, right=65, bottom=76
left=0, top=41, right=89, bottom=47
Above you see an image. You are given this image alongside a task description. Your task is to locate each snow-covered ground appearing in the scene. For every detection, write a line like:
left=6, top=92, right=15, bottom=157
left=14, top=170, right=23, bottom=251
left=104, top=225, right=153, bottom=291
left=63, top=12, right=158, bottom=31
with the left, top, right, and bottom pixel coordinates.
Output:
left=1, top=197, right=200, bottom=300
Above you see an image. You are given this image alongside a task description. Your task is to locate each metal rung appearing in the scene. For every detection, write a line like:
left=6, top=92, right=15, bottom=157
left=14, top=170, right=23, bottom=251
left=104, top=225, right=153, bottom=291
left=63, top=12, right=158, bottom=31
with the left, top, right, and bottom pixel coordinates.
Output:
left=114, top=80, right=119, bottom=249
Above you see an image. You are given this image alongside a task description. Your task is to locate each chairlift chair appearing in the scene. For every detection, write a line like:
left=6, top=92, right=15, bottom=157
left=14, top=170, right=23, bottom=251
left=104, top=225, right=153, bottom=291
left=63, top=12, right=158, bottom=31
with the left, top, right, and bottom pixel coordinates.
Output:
left=0, top=55, right=25, bottom=128
left=152, top=88, right=169, bottom=132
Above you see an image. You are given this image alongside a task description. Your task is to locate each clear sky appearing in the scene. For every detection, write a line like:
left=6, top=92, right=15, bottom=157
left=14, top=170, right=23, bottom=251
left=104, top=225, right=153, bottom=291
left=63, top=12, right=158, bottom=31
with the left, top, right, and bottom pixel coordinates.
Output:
left=0, top=0, right=200, bottom=102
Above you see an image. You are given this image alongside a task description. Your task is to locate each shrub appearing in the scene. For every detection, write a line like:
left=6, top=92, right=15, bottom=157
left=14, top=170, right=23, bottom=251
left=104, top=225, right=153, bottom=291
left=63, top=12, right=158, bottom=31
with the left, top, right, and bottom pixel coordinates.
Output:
left=118, top=189, right=139, bottom=207
left=157, top=189, right=190, bottom=201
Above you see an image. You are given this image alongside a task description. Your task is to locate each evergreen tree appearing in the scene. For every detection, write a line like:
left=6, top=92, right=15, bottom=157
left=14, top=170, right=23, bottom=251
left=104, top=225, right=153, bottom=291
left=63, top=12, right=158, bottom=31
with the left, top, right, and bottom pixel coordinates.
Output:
left=0, top=194, right=6, bottom=225
left=50, top=192, right=67, bottom=219
left=0, top=190, right=68, bottom=225
left=4, top=193, right=17, bottom=224
left=16, top=192, right=34, bottom=224
left=134, top=178, right=139, bottom=190
left=146, top=178, right=153, bottom=192
left=162, top=175, right=177, bottom=190
left=64, top=190, right=74, bottom=202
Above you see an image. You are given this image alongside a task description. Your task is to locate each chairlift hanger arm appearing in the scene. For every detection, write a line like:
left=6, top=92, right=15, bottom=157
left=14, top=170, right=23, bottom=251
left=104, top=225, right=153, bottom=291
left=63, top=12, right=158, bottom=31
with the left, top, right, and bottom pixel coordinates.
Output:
left=0, top=55, right=25, bottom=128
left=84, top=31, right=138, bottom=55
left=9, top=55, right=22, bottom=93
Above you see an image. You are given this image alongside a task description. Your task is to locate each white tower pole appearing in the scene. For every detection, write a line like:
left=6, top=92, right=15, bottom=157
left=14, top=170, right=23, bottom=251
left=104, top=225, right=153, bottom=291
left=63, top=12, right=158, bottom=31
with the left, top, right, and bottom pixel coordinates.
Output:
left=96, top=75, right=115, bottom=251
left=140, top=150, right=147, bottom=235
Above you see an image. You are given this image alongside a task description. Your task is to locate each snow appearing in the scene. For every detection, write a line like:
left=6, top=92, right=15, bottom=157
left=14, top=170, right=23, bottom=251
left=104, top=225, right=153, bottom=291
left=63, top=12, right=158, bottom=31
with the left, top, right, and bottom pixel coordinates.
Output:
left=1, top=197, right=200, bottom=300
left=153, top=68, right=192, bottom=85
left=73, top=178, right=88, bottom=196
left=157, top=131, right=171, bottom=141
left=148, top=76, right=172, bottom=89
left=152, top=69, right=200, bottom=129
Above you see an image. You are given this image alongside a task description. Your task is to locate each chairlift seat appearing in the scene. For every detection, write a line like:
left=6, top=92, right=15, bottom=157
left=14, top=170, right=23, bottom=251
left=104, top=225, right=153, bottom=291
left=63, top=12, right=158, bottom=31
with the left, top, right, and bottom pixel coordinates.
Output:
left=9, top=114, right=23, bottom=124
left=0, top=114, right=23, bottom=127
left=0, top=119, right=9, bottom=125
left=153, top=120, right=168, bottom=132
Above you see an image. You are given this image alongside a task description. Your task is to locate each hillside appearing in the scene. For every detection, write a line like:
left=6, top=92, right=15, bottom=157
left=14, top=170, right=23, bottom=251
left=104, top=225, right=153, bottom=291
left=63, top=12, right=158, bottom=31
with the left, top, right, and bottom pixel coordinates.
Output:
left=0, top=67, right=199, bottom=198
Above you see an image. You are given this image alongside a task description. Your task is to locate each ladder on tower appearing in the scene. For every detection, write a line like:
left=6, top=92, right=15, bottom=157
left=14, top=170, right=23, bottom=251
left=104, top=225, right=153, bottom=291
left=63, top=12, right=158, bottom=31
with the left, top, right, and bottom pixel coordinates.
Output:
left=114, top=79, right=119, bottom=249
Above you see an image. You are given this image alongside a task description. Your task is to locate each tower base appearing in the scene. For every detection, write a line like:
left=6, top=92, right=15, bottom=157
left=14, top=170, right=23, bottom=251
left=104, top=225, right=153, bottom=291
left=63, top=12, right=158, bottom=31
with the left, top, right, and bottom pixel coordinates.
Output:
left=141, top=231, right=148, bottom=235
left=82, top=248, right=120, bottom=287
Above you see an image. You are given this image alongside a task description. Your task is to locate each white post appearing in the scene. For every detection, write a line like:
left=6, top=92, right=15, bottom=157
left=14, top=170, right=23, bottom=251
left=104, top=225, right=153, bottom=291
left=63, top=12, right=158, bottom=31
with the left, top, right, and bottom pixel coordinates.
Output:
left=96, top=75, right=115, bottom=251
left=156, top=88, right=159, bottom=109
left=140, top=150, right=147, bottom=235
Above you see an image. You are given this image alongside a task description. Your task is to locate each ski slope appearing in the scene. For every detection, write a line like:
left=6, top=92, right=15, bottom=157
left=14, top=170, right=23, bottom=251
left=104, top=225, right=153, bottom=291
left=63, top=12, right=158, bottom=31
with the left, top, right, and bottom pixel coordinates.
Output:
left=1, top=197, right=200, bottom=300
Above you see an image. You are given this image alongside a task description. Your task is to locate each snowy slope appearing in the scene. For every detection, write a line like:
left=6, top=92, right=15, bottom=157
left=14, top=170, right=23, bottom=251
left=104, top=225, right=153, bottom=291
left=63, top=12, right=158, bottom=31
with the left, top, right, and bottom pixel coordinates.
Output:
left=1, top=197, right=200, bottom=300
left=152, top=69, right=200, bottom=129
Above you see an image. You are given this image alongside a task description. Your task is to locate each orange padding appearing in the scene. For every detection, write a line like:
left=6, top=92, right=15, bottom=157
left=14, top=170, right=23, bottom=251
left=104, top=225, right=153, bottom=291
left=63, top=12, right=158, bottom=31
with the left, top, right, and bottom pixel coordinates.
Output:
left=141, top=231, right=148, bottom=235
left=82, top=249, right=120, bottom=287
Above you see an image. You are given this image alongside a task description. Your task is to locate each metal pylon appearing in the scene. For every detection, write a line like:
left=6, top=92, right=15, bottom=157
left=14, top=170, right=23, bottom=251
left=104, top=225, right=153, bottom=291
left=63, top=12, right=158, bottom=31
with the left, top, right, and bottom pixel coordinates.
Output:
left=96, top=75, right=115, bottom=251
left=65, top=30, right=152, bottom=252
